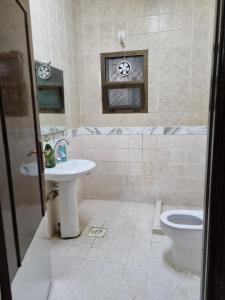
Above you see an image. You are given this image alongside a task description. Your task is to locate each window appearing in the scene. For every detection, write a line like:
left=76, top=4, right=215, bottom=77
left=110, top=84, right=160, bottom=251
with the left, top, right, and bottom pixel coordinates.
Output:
left=101, top=50, right=148, bottom=113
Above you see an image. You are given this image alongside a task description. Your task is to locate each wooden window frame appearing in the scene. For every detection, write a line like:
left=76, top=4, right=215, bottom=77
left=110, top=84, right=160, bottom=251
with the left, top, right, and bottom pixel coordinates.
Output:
left=101, top=50, right=148, bottom=114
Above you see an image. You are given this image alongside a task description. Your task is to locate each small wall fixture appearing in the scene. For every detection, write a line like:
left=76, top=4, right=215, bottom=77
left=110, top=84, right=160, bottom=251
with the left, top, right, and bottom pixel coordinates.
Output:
left=118, top=30, right=126, bottom=49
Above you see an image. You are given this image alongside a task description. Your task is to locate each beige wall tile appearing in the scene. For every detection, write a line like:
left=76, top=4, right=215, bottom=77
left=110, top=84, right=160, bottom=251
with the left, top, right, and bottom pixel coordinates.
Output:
left=111, top=0, right=128, bottom=20
left=176, top=28, right=192, bottom=46
left=143, top=136, right=158, bottom=148
left=158, top=64, right=175, bottom=82
left=158, top=177, right=186, bottom=191
left=175, top=46, right=191, bottom=64
left=83, top=148, right=102, bottom=161
left=159, top=14, right=175, bottom=31
left=158, top=47, right=175, bottom=64
left=157, top=148, right=188, bottom=164
left=160, top=0, right=176, bottom=13
left=194, top=0, right=211, bottom=9
left=128, top=136, right=143, bottom=149
left=143, top=0, right=160, bottom=16
left=193, top=27, right=209, bottom=47
left=128, top=149, right=143, bottom=162
left=82, top=135, right=102, bottom=148
left=176, top=0, right=194, bottom=11
left=102, top=149, right=129, bottom=162
left=126, top=0, right=143, bottom=18
left=143, top=148, right=158, bottom=162
left=157, top=163, right=187, bottom=178
left=76, top=133, right=206, bottom=206
left=175, top=10, right=193, bottom=29
left=130, top=188, right=158, bottom=202
left=101, top=136, right=115, bottom=148
left=194, top=9, right=210, bottom=28
left=158, top=31, right=176, bottom=47
left=114, top=136, right=129, bottom=149
left=128, top=162, right=148, bottom=176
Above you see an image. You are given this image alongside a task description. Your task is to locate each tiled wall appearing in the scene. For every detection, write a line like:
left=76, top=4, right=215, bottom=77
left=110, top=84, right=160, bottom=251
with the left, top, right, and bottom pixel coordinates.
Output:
left=30, top=0, right=216, bottom=129
left=30, top=0, right=212, bottom=209
left=29, top=0, right=80, bottom=129
left=45, top=129, right=206, bottom=236
left=75, top=133, right=207, bottom=206
left=74, top=0, right=216, bottom=127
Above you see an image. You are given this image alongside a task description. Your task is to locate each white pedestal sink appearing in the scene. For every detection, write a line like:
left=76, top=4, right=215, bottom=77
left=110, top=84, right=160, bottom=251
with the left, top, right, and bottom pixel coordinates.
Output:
left=45, top=159, right=96, bottom=239
left=21, top=159, right=96, bottom=238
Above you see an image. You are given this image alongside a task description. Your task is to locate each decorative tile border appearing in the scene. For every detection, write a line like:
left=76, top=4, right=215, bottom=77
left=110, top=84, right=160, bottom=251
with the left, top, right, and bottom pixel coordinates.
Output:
left=42, top=126, right=208, bottom=141
left=41, top=126, right=66, bottom=135
left=67, top=126, right=208, bottom=137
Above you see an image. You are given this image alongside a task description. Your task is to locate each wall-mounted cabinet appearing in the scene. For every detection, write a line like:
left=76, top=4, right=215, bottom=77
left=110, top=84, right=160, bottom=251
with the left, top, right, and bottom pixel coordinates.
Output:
left=35, top=61, right=65, bottom=113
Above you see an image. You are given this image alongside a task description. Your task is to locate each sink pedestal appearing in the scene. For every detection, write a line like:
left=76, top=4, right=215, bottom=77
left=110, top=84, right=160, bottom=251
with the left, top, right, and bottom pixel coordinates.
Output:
left=58, top=180, right=80, bottom=238
left=44, top=159, right=96, bottom=239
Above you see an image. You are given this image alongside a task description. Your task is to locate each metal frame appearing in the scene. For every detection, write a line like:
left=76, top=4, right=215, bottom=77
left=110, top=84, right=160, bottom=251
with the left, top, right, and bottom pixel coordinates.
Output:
left=201, top=0, right=225, bottom=299
left=19, top=0, right=46, bottom=215
left=0, top=87, right=21, bottom=268
left=101, top=50, right=148, bottom=113
left=0, top=0, right=48, bottom=297
left=0, top=203, right=12, bottom=299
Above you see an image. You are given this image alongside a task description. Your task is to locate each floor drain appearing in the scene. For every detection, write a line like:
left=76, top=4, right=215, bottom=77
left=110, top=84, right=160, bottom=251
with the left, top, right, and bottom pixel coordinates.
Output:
left=88, top=227, right=107, bottom=238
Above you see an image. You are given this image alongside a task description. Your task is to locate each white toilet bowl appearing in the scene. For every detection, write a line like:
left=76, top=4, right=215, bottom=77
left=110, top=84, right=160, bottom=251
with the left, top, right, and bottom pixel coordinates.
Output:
left=160, top=209, right=203, bottom=273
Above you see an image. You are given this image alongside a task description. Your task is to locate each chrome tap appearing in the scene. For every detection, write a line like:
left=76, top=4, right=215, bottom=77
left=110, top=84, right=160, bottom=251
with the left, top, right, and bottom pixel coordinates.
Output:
left=54, top=138, right=69, bottom=163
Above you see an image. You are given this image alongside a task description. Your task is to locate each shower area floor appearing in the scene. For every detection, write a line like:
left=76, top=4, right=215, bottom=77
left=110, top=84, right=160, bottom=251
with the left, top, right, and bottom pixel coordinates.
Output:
left=49, top=200, right=200, bottom=300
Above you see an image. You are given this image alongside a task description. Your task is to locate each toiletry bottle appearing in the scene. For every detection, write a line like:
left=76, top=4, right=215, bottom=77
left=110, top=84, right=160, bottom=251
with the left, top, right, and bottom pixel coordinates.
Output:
left=42, top=136, right=50, bottom=169
left=44, top=144, right=56, bottom=168
left=57, top=142, right=67, bottom=162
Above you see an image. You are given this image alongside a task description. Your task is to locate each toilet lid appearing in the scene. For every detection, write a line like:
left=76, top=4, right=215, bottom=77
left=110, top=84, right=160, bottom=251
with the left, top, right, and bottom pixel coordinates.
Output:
left=160, top=210, right=203, bottom=230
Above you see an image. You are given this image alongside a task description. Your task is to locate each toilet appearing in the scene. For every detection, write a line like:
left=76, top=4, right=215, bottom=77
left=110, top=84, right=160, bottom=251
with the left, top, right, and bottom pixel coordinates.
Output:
left=160, top=209, right=203, bottom=274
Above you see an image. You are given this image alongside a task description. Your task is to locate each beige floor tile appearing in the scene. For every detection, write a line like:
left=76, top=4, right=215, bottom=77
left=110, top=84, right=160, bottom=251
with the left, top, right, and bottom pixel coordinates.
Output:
left=49, top=199, right=201, bottom=300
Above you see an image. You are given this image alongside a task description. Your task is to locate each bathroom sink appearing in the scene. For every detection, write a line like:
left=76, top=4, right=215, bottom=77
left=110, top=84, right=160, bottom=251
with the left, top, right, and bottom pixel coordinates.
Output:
left=20, top=159, right=96, bottom=181
left=21, top=159, right=96, bottom=239
left=45, top=159, right=96, bottom=182
left=46, top=159, right=96, bottom=239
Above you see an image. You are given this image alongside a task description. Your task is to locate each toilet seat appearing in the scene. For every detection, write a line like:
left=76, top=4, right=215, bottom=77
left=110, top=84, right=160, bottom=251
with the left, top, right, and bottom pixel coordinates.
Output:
left=160, top=210, right=203, bottom=230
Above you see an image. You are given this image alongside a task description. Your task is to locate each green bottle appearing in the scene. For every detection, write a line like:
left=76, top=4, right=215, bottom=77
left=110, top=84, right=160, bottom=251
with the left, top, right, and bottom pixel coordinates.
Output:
left=44, top=144, right=56, bottom=168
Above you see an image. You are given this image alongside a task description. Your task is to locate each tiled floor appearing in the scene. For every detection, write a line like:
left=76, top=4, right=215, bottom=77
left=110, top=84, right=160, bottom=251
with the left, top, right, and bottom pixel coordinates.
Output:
left=49, top=200, right=200, bottom=300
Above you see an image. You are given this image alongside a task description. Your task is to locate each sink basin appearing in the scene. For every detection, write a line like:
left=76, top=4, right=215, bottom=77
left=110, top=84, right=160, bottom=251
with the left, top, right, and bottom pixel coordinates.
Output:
left=21, top=159, right=96, bottom=182
left=45, top=159, right=96, bottom=182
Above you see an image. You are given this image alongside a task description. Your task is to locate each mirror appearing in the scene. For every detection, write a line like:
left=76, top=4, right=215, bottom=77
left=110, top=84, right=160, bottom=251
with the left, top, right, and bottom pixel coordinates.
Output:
left=34, top=61, right=66, bottom=135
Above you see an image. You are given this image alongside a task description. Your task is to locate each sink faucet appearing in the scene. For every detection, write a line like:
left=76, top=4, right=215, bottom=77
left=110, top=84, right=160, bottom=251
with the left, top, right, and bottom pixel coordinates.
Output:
left=54, top=138, right=69, bottom=163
